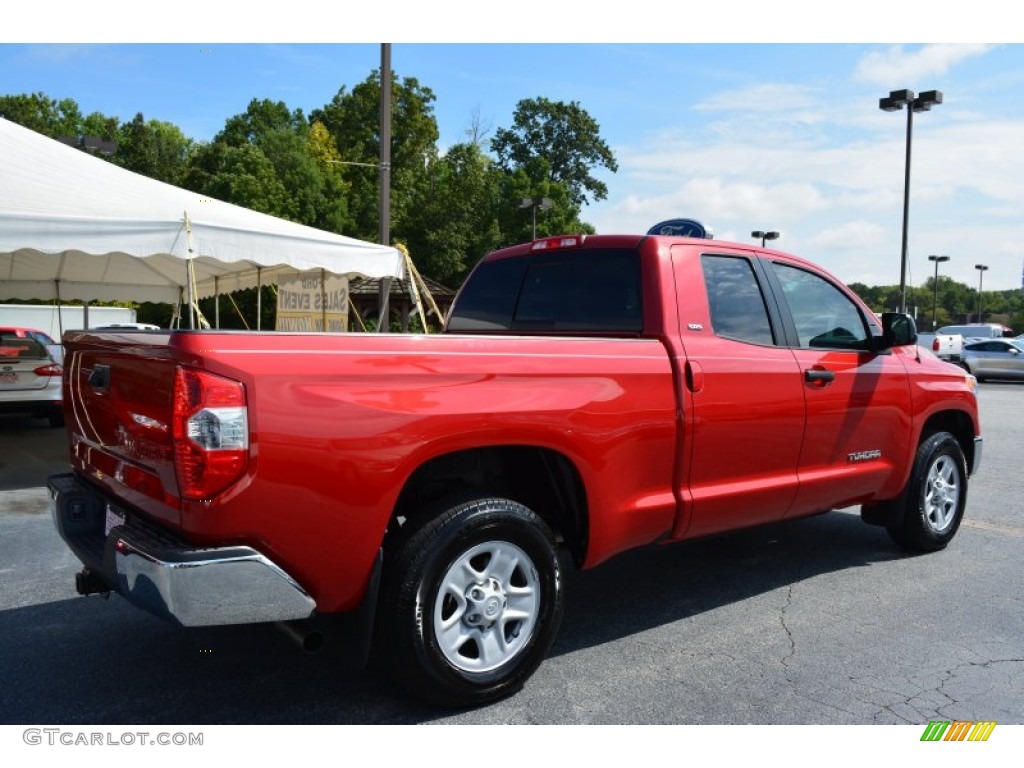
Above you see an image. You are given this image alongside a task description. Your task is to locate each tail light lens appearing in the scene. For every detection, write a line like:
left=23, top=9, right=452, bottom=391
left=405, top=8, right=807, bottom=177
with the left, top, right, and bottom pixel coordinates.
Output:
left=530, top=235, right=585, bottom=251
left=932, top=339, right=940, bottom=352
left=173, top=367, right=248, bottom=501
left=34, top=363, right=62, bottom=376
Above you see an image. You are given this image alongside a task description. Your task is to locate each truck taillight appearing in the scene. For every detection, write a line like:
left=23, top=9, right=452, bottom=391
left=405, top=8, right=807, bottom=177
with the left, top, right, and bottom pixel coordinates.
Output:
left=173, top=367, right=248, bottom=501
left=932, top=338, right=940, bottom=352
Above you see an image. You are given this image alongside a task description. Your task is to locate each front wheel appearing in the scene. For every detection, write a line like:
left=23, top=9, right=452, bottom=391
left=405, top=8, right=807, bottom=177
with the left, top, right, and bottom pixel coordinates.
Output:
left=377, top=497, right=564, bottom=707
left=887, top=431, right=968, bottom=552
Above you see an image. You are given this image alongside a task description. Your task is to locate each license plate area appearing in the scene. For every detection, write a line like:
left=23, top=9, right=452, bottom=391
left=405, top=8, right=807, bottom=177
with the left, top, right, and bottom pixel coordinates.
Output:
left=0, top=372, right=18, bottom=385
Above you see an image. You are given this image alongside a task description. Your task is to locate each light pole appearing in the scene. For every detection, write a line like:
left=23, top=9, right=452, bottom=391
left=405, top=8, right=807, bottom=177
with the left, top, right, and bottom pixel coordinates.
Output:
left=520, top=197, right=553, bottom=240
left=975, top=263, right=989, bottom=322
left=927, top=254, right=950, bottom=330
left=879, top=88, right=943, bottom=314
left=751, top=230, right=780, bottom=247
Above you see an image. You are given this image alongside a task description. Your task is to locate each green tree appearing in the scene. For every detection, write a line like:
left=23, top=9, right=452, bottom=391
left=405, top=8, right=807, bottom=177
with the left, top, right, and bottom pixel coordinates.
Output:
left=82, top=111, right=120, bottom=141
left=305, top=120, right=353, bottom=234
left=402, top=142, right=502, bottom=284
left=491, top=96, right=618, bottom=208
left=0, top=92, right=121, bottom=144
left=217, top=99, right=305, bottom=147
left=52, top=97, right=84, bottom=138
left=183, top=142, right=292, bottom=218
left=493, top=157, right=597, bottom=246
left=184, top=100, right=352, bottom=232
left=0, top=92, right=69, bottom=135
left=114, top=113, right=193, bottom=185
left=312, top=70, right=440, bottom=242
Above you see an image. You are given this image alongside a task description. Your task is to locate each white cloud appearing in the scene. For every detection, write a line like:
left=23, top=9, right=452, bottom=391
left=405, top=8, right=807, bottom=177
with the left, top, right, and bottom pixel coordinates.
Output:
left=854, top=44, right=995, bottom=86
left=694, top=83, right=820, bottom=114
left=806, top=220, right=887, bottom=250
left=588, top=90, right=1024, bottom=289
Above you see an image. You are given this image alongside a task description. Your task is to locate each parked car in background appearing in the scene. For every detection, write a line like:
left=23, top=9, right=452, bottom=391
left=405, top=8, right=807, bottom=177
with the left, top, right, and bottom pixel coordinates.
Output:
left=938, top=323, right=1014, bottom=340
left=0, top=331, right=63, bottom=426
left=0, top=325, right=63, bottom=364
left=91, top=322, right=161, bottom=331
left=0, top=326, right=57, bottom=346
left=916, top=331, right=963, bottom=363
left=961, top=338, right=1024, bottom=382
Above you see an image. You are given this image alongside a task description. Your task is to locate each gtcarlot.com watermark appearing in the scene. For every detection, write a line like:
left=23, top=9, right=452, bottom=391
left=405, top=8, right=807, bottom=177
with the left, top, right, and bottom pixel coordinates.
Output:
left=23, top=729, right=203, bottom=747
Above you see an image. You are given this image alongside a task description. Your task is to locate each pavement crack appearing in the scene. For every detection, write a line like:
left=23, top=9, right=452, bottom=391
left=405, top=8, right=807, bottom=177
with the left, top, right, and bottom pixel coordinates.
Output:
left=779, top=583, right=796, bottom=677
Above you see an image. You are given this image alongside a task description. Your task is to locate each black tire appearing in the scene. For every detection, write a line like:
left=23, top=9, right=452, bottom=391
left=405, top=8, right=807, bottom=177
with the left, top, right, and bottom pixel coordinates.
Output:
left=886, top=431, right=968, bottom=552
left=377, top=497, right=564, bottom=708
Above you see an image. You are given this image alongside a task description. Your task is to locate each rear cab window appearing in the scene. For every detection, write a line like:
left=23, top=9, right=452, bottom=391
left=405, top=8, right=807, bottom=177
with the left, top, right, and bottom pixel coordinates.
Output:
left=447, top=248, right=643, bottom=334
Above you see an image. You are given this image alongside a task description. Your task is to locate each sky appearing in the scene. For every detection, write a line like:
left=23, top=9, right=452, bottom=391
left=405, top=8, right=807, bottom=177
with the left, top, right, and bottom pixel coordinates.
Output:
left=3, top=3, right=1023, bottom=294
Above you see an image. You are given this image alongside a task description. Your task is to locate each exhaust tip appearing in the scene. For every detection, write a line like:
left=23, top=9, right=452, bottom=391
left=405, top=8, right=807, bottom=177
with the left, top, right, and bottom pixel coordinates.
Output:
left=75, top=568, right=110, bottom=597
left=301, top=631, right=326, bottom=654
left=276, top=620, right=325, bottom=654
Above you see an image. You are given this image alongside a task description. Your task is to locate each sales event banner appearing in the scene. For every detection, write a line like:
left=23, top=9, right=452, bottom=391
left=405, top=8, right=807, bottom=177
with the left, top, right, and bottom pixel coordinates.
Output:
left=276, top=270, right=349, bottom=332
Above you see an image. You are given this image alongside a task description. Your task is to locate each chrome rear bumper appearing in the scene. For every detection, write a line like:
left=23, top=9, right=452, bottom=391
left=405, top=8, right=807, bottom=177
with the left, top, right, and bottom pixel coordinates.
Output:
left=48, top=473, right=315, bottom=627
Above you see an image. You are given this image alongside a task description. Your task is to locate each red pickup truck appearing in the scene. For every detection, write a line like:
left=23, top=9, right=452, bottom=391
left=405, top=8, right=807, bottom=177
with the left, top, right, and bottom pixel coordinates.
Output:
left=49, top=233, right=982, bottom=707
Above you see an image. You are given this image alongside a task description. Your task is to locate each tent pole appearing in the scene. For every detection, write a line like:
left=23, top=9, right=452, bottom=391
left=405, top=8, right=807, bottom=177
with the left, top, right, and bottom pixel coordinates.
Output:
left=321, top=268, right=327, bottom=331
left=256, top=267, right=262, bottom=331
left=214, top=277, right=220, bottom=329
left=54, top=280, right=63, bottom=337
left=184, top=210, right=195, bottom=330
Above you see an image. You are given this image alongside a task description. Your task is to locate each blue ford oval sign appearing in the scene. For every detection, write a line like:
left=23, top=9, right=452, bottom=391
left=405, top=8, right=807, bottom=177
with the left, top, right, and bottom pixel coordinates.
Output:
left=647, top=218, right=713, bottom=239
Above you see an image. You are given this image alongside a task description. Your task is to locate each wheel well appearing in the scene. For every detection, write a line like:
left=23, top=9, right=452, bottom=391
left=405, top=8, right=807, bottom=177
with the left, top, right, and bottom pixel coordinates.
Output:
left=390, top=446, right=588, bottom=566
left=921, top=410, right=976, bottom=471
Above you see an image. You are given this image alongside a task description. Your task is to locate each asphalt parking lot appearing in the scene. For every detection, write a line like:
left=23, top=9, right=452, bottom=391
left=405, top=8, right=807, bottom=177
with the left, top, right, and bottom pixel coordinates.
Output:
left=0, top=384, right=1021, bottom=726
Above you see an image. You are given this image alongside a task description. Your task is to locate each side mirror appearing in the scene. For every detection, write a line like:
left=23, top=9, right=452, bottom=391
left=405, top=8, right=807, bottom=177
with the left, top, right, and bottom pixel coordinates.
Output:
left=876, top=312, right=918, bottom=351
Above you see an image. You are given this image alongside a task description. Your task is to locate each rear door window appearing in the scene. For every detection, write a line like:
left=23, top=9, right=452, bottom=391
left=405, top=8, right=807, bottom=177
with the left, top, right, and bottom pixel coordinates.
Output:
left=700, top=255, right=776, bottom=346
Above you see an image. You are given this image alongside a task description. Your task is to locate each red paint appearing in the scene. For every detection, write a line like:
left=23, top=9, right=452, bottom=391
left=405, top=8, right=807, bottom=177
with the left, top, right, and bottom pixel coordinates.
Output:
left=57, top=235, right=981, bottom=614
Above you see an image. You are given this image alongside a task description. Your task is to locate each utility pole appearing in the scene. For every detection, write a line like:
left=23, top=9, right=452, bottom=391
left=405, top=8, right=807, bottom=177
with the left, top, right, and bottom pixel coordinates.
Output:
left=376, top=43, right=392, bottom=332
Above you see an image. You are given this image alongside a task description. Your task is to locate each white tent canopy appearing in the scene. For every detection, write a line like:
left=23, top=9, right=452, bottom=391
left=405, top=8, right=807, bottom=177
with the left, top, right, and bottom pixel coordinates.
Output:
left=0, top=117, right=405, bottom=305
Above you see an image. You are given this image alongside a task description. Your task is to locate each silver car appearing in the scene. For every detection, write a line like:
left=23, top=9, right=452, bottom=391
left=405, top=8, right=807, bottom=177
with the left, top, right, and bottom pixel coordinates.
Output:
left=961, top=338, right=1024, bottom=382
left=0, top=332, right=64, bottom=426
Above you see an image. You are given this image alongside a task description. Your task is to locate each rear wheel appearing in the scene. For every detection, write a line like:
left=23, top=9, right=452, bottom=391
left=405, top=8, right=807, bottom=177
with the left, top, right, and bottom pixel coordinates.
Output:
left=377, top=497, right=564, bottom=707
left=886, top=431, right=968, bottom=551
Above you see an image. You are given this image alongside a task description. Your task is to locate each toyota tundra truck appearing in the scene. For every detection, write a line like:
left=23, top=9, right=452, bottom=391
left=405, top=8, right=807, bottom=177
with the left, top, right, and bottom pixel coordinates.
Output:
left=49, top=232, right=982, bottom=707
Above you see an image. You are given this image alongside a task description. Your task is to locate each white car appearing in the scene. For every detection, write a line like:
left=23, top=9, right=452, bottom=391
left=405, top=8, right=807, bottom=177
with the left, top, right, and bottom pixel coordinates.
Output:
left=0, top=331, right=64, bottom=427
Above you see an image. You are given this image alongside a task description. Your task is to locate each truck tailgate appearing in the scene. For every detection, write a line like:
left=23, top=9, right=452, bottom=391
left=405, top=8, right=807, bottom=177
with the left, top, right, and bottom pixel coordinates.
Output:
left=64, top=331, right=181, bottom=527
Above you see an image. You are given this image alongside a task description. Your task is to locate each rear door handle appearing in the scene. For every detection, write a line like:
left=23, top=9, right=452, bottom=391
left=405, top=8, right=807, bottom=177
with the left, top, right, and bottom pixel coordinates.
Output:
left=804, top=368, right=834, bottom=384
